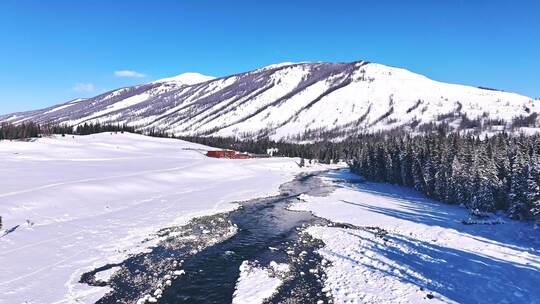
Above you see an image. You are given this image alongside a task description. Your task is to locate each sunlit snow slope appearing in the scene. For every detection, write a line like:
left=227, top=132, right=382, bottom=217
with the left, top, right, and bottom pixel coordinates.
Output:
left=0, top=133, right=303, bottom=304
left=2, top=61, right=537, bottom=140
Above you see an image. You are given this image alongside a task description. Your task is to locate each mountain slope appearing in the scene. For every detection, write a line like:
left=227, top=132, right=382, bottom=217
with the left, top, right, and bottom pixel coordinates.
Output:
left=2, top=61, right=538, bottom=140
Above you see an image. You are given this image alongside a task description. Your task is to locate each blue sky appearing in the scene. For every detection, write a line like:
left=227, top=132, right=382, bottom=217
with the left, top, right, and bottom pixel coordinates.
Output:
left=1, top=0, right=538, bottom=114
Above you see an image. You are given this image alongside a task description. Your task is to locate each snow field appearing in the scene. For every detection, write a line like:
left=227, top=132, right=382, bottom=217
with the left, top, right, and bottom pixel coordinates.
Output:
left=0, top=133, right=305, bottom=304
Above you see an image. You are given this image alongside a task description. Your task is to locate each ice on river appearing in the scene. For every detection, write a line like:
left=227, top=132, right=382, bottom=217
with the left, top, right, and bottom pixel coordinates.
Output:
left=0, top=132, right=315, bottom=304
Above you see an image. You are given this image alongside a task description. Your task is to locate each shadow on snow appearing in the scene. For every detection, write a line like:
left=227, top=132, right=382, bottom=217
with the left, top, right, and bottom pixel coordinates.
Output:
left=320, top=169, right=540, bottom=303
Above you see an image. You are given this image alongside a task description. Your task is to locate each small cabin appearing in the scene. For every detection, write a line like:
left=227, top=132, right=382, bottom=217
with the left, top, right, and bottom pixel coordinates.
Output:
left=206, top=150, right=252, bottom=159
left=205, top=149, right=270, bottom=159
left=206, top=150, right=236, bottom=158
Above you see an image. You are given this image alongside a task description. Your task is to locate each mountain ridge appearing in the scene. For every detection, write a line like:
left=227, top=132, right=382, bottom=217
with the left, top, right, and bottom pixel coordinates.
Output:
left=2, top=61, right=538, bottom=140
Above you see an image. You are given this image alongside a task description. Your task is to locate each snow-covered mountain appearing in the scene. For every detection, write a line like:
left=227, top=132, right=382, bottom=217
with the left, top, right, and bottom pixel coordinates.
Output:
left=2, top=61, right=538, bottom=140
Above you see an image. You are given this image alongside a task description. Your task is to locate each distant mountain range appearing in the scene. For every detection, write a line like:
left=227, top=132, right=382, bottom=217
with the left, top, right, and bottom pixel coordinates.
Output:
left=2, top=61, right=538, bottom=140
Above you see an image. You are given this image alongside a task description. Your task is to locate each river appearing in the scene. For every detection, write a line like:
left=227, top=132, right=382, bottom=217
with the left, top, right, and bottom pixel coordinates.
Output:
left=82, top=169, right=355, bottom=303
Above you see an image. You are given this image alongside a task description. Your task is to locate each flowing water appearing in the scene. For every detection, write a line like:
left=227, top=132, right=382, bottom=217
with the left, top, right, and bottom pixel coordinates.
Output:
left=82, top=170, right=353, bottom=303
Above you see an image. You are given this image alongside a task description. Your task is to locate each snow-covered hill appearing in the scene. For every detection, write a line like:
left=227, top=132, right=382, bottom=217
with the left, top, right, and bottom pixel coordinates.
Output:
left=2, top=61, right=538, bottom=140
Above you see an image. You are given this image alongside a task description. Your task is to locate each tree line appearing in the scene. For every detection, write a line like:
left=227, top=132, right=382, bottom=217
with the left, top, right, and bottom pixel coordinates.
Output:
left=0, top=122, right=136, bottom=140
left=73, top=122, right=136, bottom=135
left=349, top=131, right=540, bottom=224
left=183, top=132, right=540, bottom=224
left=0, top=122, right=41, bottom=140
left=178, top=135, right=356, bottom=163
left=2, top=120, right=539, bottom=224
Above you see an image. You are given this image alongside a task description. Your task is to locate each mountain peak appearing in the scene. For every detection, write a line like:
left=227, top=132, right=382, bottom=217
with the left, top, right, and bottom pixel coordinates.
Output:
left=258, top=62, right=302, bottom=70
left=152, top=72, right=215, bottom=85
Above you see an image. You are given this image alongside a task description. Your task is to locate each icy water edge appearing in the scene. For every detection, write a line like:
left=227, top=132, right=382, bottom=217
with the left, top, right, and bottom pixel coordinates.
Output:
left=81, top=169, right=356, bottom=304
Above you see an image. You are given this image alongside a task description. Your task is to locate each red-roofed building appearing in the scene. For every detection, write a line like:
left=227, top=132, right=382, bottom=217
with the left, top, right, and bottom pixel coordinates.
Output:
left=206, top=150, right=252, bottom=159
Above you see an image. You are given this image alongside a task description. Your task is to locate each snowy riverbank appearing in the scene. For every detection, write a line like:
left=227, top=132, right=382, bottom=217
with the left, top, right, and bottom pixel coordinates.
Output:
left=290, top=170, right=540, bottom=304
left=0, top=133, right=330, bottom=304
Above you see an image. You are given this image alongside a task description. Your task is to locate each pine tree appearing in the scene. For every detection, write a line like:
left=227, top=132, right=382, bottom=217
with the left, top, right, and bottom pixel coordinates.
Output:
left=525, top=159, right=540, bottom=225
left=450, top=157, right=469, bottom=205
left=399, top=147, right=414, bottom=187
left=508, top=150, right=529, bottom=219
left=412, top=153, right=426, bottom=193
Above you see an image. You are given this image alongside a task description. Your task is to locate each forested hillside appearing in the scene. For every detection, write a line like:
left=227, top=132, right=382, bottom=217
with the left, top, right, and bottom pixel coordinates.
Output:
left=350, top=132, right=540, bottom=224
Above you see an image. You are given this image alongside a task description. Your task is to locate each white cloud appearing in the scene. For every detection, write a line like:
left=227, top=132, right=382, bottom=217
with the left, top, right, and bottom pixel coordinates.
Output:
left=73, top=83, right=95, bottom=93
left=114, top=70, right=146, bottom=78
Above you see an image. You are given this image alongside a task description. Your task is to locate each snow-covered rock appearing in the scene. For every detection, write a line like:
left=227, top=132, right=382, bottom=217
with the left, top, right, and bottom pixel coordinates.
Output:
left=232, top=260, right=290, bottom=304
